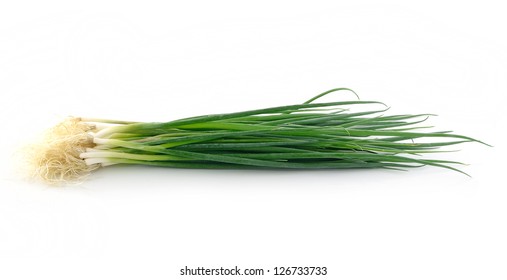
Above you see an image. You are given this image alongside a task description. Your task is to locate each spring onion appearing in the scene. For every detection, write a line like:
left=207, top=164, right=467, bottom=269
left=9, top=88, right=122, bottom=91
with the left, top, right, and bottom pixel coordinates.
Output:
left=27, top=88, right=486, bottom=185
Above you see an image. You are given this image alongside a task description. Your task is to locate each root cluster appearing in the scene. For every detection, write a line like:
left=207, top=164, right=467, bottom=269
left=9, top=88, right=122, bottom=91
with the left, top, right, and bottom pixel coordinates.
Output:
left=27, top=117, right=98, bottom=185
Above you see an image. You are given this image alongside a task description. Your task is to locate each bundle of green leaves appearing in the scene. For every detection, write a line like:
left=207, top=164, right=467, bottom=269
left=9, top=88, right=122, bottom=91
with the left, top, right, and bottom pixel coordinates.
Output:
left=27, top=88, right=486, bottom=184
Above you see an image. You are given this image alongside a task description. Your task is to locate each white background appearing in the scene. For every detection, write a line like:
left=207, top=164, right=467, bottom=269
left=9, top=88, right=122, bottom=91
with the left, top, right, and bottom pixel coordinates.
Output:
left=0, top=1, right=506, bottom=279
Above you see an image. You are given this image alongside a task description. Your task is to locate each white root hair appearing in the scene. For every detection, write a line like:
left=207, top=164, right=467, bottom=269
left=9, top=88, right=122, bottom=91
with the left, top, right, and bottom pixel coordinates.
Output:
left=26, top=117, right=99, bottom=185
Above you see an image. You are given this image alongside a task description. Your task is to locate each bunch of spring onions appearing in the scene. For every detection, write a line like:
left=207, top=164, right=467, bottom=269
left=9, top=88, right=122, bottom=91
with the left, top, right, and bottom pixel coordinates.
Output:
left=28, top=88, right=485, bottom=184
